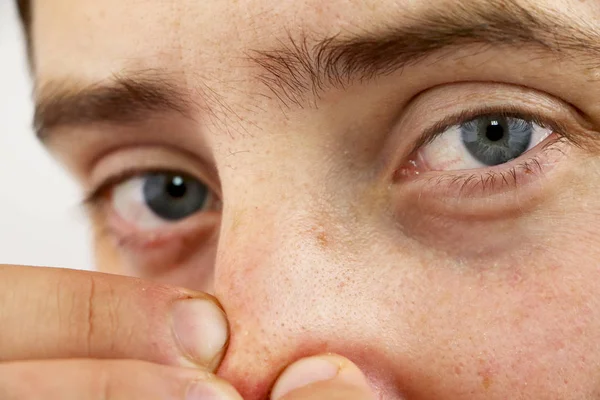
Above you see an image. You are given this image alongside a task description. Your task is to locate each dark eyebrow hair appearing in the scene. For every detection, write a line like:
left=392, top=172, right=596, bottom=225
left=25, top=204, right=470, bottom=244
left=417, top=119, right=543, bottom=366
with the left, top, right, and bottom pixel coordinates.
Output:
left=35, top=74, right=195, bottom=141
left=249, top=0, right=600, bottom=107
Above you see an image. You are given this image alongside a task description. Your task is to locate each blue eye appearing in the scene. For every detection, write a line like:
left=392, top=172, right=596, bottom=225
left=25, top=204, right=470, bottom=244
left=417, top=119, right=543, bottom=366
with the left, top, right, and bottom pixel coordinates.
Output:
left=418, top=114, right=552, bottom=172
left=460, top=116, right=533, bottom=166
left=142, top=173, right=209, bottom=221
left=111, top=172, right=213, bottom=230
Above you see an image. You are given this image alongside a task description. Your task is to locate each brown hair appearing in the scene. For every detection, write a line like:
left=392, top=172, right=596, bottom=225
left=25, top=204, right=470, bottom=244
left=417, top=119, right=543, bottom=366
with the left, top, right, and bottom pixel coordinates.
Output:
left=16, top=0, right=32, bottom=62
left=16, top=0, right=30, bottom=32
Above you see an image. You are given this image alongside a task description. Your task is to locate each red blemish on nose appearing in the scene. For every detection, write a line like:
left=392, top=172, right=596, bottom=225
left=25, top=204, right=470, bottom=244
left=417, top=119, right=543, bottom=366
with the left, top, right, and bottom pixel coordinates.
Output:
left=453, top=363, right=464, bottom=375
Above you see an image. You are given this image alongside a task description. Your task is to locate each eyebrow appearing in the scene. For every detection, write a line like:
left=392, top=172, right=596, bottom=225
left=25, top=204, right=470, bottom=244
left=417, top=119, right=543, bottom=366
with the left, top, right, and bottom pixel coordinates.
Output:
left=35, top=74, right=195, bottom=141
left=250, top=0, right=600, bottom=107
left=34, top=1, right=600, bottom=140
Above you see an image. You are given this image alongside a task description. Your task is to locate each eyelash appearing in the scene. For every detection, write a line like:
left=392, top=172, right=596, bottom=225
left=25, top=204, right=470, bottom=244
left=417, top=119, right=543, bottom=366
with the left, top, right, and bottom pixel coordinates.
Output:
left=84, top=105, right=579, bottom=213
left=83, top=167, right=208, bottom=207
left=396, top=106, right=577, bottom=196
left=425, top=138, right=566, bottom=195
left=83, top=166, right=221, bottom=252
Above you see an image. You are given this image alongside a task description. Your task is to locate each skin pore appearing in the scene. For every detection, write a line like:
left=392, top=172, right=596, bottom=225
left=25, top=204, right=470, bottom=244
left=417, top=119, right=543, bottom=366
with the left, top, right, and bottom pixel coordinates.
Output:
left=29, top=0, right=600, bottom=398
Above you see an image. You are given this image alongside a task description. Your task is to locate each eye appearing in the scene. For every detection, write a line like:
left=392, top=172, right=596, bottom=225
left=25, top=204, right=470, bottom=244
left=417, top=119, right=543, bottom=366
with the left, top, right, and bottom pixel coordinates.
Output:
left=111, top=172, right=215, bottom=230
left=418, top=115, right=553, bottom=171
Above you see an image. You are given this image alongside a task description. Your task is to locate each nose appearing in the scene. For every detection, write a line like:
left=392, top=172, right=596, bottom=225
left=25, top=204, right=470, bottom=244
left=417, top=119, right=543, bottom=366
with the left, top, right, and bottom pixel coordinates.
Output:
left=212, top=193, right=404, bottom=399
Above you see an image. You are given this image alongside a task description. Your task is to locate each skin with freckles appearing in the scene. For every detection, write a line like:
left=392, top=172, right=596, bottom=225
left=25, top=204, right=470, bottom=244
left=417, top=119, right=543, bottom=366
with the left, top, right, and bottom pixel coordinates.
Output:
left=24, top=0, right=600, bottom=398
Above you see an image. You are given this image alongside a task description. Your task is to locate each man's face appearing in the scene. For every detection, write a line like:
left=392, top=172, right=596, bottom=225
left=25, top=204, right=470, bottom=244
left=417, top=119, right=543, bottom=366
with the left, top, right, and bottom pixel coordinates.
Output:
left=31, top=0, right=600, bottom=398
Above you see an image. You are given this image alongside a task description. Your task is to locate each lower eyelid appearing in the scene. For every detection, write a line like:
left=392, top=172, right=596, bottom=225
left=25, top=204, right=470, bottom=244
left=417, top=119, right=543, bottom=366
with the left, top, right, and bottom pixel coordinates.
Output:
left=103, top=205, right=221, bottom=250
left=393, top=135, right=569, bottom=214
left=94, top=210, right=220, bottom=277
left=87, top=145, right=221, bottom=202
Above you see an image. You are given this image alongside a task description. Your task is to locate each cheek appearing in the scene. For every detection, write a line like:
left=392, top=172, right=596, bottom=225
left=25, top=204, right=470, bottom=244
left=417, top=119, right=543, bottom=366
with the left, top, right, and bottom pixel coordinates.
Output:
left=408, top=262, right=600, bottom=398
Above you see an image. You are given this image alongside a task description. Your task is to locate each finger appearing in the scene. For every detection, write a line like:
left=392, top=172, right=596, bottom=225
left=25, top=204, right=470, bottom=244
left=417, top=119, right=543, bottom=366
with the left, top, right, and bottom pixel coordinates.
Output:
left=270, top=354, right=376, bottom=400
left=0, top=359, right=242, bottom=400
left=0, top=265, right=228, bottom=369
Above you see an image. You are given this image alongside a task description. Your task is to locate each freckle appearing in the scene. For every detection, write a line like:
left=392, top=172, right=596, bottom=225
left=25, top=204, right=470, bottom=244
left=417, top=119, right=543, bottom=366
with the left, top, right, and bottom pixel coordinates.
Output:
left=317, top=231, right=329, bottom=247
left=482, top=375, right=492, bottom=390
left=477, top=359, right=497, bottom=391
left=230, top=209, right=245, bottom=233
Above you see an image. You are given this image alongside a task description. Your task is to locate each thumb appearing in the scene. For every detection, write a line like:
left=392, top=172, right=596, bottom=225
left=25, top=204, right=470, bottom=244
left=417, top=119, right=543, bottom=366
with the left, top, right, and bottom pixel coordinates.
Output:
left=270, top=354, right=376, bottom=400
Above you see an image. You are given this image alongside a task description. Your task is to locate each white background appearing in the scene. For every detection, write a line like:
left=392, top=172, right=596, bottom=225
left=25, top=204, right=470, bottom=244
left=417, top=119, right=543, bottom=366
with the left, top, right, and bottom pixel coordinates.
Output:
left=0, top=1, right=92, bottom=269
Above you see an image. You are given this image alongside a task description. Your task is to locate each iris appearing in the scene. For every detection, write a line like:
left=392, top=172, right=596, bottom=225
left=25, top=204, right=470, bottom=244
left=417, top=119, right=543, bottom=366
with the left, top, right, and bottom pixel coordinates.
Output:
left=142, top=173, right=208, bottom=221
left=460, top=116, right=532, bottom=166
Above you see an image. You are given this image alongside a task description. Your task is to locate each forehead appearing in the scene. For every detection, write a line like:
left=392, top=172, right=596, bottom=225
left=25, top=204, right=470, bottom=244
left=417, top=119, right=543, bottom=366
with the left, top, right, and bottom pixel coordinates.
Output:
left=33, top=0, right=388, bottom=81
left=32, top=0, right=597, bottom=81
left=30, top=0, right=600, bottom=149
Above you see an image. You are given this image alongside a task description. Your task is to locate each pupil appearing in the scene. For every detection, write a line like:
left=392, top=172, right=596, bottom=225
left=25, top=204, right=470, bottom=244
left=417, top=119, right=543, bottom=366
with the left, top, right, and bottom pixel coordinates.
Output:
left=485, top=121, right=504, bottom=142
left=166, top=176, right=187, bottom=198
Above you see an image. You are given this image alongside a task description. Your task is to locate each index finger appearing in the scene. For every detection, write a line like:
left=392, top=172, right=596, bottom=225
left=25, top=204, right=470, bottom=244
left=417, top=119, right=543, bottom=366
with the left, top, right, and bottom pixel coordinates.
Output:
left=0, top=265, right=228, bottom=370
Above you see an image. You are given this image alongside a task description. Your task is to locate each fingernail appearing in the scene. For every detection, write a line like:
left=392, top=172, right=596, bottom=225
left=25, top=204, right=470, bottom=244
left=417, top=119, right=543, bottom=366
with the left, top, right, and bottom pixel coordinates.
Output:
left=186, top=381, right=232, bottom=400
left=270, top=355, right=342, bottom=400
left=172, top=298, right=228, bottom=369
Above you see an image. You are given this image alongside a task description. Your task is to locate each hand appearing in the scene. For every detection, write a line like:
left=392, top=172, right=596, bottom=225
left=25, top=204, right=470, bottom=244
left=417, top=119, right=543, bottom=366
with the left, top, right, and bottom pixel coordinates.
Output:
left=0, top=264, right=235, bottom=399
left=0, top=265, right=374, bottom=399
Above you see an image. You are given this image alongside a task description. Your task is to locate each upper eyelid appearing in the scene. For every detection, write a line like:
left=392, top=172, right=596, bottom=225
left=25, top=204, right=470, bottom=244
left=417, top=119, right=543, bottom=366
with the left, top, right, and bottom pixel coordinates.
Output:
left=399, top=86, right=593, bottom=160
left=417, top=108, right=570, bottom=150
left=83, top=168, right=165, bottom=207
left=377, top=82, right=596, bottom=183
left=83, top=168, right=214, bottom=209
left=86, top=144, right=221, bottom=202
